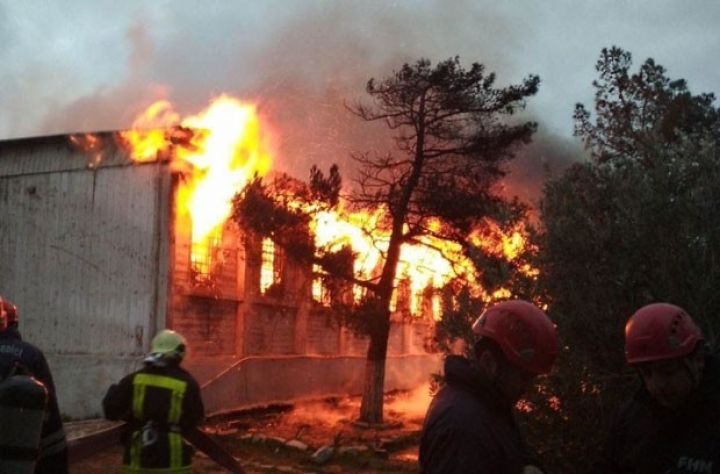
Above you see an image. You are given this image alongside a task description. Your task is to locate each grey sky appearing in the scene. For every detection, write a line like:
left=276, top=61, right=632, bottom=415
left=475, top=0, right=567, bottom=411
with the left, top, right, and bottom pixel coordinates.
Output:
left=1, top=0, right=718, bottom=192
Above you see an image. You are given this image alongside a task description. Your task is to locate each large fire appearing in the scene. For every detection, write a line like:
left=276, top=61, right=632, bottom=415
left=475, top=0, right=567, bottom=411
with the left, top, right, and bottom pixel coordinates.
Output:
left=311, top=207, right=533, bottom=318
left=109, top=94, right=534, bottom=316
left=119, top=96, right=273, bottom=275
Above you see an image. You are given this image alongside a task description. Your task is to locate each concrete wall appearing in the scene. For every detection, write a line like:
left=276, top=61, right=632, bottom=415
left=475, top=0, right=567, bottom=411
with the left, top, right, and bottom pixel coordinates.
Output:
left=306, top=312, right=340, bottom=354
left=244, top=303, right=297, bottom=355
left=190, top=354, right=442, bottom=416
left=0, top=134, right=172, bottom=418
left=48, top=354, right=145, bottom=418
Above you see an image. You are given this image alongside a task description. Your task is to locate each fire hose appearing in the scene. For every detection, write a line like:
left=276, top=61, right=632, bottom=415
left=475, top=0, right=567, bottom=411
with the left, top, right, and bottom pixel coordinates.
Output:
left=68, top=423, right=245, bottom=473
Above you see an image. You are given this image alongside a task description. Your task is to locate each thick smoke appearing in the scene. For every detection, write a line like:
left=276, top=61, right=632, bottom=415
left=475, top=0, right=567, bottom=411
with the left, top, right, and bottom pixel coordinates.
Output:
left=3, top=1, right=580, bottom=204
left=502, top=128, right=583, bottom=206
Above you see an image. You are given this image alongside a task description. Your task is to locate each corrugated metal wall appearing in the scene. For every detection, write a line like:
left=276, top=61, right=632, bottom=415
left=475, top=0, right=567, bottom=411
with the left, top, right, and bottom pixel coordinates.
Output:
left=0, top=135, right=172, bottom=417
left=1, top=147, right=167, bottom=354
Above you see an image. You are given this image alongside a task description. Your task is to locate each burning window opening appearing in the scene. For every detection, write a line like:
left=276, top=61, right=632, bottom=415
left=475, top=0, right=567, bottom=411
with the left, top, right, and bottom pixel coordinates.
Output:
left=431, top=293, right=442, bottom=319
left=260, top=238, right=284, bottom=296
left=312, top=264, right=332, bottom=306
left=389, top=289, right=398, bottom=313
left=353, top=284, right=367, bottom=304
left=190, top=227, right=222, bottom=282
left=412, top=291, right=424, bottom=317
left=97, top=94, right=539, bottom=321
left=415, top=286, right=440, bottom=320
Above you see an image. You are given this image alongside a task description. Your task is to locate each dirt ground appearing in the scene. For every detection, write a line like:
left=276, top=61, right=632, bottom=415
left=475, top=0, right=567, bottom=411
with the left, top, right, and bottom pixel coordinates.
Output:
left=69, top=388, right=430, bottom=473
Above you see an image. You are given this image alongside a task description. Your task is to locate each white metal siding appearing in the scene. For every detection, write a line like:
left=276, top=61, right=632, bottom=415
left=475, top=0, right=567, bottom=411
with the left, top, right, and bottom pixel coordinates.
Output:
left=0, top=159, right=168, bottom=356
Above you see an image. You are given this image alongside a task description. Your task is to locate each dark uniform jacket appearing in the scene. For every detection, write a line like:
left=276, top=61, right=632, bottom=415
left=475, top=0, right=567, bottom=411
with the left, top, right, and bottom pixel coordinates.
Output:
left=597, top=355, right=720, bottom=474
left=103, top=362, right=204, bottom=473
left=0, top=326, right=68, bottom=474
left=419, top=355, right=537, bottom=474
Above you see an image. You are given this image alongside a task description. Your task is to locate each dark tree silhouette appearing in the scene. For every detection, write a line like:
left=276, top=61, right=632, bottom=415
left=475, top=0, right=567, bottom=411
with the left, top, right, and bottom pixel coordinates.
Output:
left=233, top=56, right=540, bottom=423
left=574, top=46, right=720, bottom=167
left=535, top=47, right=720, bottom=472
left=346, top=56, right=539, bottom=423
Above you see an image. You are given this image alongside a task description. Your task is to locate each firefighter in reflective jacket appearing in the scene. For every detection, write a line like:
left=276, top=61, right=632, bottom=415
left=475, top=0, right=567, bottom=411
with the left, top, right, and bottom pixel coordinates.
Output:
left=0, top=296, right=68, bottom=474
left=103, top=329, right=204, bottom=474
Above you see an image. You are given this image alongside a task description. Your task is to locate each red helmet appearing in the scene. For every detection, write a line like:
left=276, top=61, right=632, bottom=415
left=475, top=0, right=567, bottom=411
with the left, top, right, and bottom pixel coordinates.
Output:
left=625, top=303, right=703, bottom=364
left=472, top=300, right=559, bottom=374
left=0, top=297, right=18, bottom=330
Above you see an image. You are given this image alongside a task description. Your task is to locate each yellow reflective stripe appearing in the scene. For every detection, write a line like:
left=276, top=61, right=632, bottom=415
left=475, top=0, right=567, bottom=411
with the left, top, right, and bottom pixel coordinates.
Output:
left=132, top=378, right=145, bottom=419
left=169, top=386, right=185, bottom=424
left=133, top=373, right=188, bottom=393
left=169, top=432, right=182, bottom=468
left=129, top=431, right=142, bottom=469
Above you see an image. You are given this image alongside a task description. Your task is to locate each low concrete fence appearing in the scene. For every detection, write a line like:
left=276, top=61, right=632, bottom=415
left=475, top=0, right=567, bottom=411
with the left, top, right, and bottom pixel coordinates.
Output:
left=187, top=353, right=442, bottom=415
left=48, top=352, right=440, bottom=419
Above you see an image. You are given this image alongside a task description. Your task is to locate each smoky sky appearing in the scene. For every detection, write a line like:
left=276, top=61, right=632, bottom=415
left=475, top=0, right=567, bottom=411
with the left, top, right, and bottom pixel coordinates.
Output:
left=1, top=0, right=718, bottom=203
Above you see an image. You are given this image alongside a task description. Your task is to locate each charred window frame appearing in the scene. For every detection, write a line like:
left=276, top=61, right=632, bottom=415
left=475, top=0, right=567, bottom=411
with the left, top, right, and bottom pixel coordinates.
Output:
left=260, top=238, right=284, bottom=296
left=191, top=228, right=222, bottom=283
left=312, top=264, right=332, bottom=306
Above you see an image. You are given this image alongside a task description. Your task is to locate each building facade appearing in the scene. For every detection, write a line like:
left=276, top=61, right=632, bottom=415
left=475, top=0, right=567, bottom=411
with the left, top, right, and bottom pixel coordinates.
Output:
left=0, top=132, right=438, bottom=418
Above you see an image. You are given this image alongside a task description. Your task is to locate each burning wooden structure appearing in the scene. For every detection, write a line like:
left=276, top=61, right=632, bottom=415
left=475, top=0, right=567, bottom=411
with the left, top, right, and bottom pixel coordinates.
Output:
left=0, top=126, right=439, bottom=418
left=1, top=96, right=533, bottom=419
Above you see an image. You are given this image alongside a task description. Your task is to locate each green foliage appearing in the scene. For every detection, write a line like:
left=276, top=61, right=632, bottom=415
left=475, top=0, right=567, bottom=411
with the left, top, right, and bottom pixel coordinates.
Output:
left=232, top=177, right=306, bottom=238
left=517, top=351, right=637, bottom=473
left=534, top=47, right=720, bottom=472
left=542, top=138, right=720, bottom=371
left=574, top=46, right=720, bottom=167
left=433, top=214, right=544, bottom=354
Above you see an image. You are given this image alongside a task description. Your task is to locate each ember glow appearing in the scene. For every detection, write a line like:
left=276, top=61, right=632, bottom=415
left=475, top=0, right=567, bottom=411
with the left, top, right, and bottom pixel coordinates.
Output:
left=119, top=95, right=273, bottom=275
left=69, top=133, right=105, bottom=168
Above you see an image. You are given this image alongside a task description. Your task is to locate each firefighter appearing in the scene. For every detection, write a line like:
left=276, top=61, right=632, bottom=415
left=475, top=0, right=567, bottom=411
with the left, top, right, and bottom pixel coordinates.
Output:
left=419, top=300, right=559, bottom=474
left=103, top=329, right=204, bottom=474
left=597, top=303, right=720, bottom=473
left=0, top=296, right=69, bottom=474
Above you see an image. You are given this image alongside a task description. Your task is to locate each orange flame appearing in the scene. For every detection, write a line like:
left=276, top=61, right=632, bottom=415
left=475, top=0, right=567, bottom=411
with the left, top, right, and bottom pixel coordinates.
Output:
left=120, top=95, right=273, bottom=274
left=117, top=94, right=534, bottom=317
left=310, top=207, right=533, bottom=319
left=69, top=133, right=105, bottom=168
left=119, top=100, right=181, bottom=162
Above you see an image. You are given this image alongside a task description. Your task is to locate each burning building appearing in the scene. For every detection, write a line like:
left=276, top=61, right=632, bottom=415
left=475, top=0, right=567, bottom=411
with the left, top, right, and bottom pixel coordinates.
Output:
left=0, top=97, right=445, bottom=418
